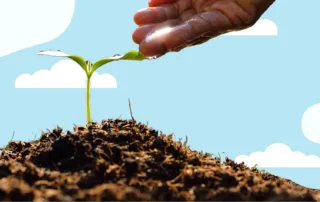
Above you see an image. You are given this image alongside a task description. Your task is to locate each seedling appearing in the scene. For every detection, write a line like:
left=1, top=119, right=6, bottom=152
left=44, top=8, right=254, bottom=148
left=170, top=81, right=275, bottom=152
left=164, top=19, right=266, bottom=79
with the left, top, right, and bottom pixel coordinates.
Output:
left=37, top=50, right=145, bottom=125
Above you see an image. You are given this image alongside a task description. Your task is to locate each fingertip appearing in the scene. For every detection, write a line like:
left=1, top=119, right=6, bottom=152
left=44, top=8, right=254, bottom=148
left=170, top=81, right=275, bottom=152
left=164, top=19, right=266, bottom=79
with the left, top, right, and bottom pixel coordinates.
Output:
left=139, top=39, right=167, bottom=58
left=134, top=7, right=164, bottom=25
left=133, top=9, right=146, bottom=25
left=132, top=24, right=156, bottom=44
left=132, top=30, right=139, bottom=44
left=133, top=11, right=139, bottom=25
left=148, top=0, right=153, bottom=7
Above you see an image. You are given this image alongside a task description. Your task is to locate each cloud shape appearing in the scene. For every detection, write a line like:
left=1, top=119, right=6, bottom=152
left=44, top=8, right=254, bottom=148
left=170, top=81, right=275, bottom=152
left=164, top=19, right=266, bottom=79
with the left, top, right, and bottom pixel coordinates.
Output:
left=235, top=143, right=320, bottom=168
left=224, top=19, right=278, bottom=36
left=15, top=60, right=117, bottom=88
left=301, top=103, right=320, bottom=144
left=0, top=0, right=75, bottom=57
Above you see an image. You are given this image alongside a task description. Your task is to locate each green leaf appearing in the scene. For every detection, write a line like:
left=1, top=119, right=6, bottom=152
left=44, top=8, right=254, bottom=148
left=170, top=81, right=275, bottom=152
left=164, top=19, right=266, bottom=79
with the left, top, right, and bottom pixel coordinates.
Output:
left=121, top=51, right=145, bottom=60
left=67, top=55, right=88, bottom=72
left=90, top=51, right=145, bottom=74
left=36, top=50, right=87, bottom=72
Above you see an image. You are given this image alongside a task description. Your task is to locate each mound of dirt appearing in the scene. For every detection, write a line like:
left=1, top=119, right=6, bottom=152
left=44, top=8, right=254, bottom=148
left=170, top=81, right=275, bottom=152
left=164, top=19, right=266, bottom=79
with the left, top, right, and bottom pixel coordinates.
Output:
left=0, top=119, right=319, bottom=201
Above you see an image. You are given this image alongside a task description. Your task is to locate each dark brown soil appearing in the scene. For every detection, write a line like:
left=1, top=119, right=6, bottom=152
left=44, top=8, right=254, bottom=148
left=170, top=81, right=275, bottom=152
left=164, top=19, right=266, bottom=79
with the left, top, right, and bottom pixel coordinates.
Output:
left=0, top=119, right=319, bottom=201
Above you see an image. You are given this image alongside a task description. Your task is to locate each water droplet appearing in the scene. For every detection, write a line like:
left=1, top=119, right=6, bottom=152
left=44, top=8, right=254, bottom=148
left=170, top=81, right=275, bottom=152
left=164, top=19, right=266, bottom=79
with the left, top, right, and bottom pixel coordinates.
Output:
left=147, top=56, right=158, bottom=60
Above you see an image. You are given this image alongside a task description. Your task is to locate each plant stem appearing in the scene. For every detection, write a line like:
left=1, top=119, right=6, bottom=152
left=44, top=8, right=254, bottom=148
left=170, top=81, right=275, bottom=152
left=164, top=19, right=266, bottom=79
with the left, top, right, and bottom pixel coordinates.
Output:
left=86, top=76, right=91, bottom=124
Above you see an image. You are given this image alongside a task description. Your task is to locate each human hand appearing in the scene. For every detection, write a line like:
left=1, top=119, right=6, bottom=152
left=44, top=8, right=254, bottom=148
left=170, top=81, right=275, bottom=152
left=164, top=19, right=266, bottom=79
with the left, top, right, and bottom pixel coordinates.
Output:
left=132, top=0, right=275, bottom=58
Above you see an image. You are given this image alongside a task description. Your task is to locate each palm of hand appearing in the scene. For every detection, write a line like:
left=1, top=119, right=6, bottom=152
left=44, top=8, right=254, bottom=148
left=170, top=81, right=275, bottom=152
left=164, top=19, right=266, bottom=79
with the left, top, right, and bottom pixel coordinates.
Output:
left=133, top=0, right=257, bottom=57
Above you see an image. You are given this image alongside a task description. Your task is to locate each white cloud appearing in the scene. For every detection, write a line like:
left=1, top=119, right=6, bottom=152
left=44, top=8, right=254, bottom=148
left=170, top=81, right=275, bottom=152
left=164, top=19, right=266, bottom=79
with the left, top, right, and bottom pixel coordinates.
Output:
left=235, top=143, right=320, bottom=167
left=224, top=19, right=278, bottom=36
left=0, top=0, right=75, bottom=57
left=15, top=60, right=117, bottom=88
left=301, top=103, right=320, bottom=144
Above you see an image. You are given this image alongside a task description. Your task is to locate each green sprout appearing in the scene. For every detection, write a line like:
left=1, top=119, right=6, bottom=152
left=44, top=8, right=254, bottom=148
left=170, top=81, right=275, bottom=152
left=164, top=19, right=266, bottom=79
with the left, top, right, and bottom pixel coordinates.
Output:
left=37, top=50, right=145, bottom=125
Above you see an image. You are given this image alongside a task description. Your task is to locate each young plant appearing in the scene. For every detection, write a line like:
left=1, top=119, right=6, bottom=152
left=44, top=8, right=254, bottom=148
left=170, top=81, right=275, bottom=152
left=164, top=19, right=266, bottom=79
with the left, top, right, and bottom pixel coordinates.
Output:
left=37, top=50, right=145, bottom=125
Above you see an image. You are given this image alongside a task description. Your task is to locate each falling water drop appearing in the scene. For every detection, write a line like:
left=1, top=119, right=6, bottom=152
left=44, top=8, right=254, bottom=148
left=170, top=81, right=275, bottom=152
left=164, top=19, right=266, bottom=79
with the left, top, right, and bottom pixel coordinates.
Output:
left=147, top=56, right=158, bottom=60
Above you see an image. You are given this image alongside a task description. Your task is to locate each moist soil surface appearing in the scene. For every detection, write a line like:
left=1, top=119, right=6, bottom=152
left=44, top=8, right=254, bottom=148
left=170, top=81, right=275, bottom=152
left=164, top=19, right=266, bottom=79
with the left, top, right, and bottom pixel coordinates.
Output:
left=0, top=119, right=320, bottom=201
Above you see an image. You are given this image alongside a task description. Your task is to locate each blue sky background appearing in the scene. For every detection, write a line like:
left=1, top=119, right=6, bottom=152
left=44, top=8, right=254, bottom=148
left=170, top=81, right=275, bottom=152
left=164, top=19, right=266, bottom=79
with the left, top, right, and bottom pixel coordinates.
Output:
left=2, top=0, right=320, bottom=189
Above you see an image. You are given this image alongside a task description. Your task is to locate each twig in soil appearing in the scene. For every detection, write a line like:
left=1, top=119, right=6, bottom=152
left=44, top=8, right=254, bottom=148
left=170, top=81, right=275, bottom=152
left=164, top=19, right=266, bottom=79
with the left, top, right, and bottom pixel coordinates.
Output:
left=1, top=131, right=16, bottom=151
left=128, top=98, right=135, bottom=123
left=168, top=133, right=175, bottom=140
left=146, top=159, right=169, bottom=176
left=183, top=136, right=188, bottom=147
left=28, top=132, right=39, bottom=144
left=10, top=131, right=15, bottom=142
left=218, top=152, right=223, bottom=164
left=167, top=164, right=187, bottom=184
left=252, top=163, right=258, bottom=171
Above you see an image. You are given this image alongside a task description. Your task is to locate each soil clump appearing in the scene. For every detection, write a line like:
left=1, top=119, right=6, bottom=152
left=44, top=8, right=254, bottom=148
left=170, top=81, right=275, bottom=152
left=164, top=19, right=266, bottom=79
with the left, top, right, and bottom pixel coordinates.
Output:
left=0, top=119, right=319, bottom=201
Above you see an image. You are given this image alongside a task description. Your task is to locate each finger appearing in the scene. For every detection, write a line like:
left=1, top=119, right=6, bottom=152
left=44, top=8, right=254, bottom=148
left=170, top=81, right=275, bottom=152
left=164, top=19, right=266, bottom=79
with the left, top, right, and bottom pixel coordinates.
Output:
left=134, top=4, right=178, bottom=25
left=133, top=18, right=180, bottom=44
left=132, top=24, right=157, bottom=44
left=173, top=31, right=215, bottom=52
left=209, top=0, right=255, bottom=29
left=179, top=9, right=197, bottom=22
left=182, top=36, right=211, bottom=49
left=139, top=11, right=233, bottom=57
left=165, top=12, right=234, bottom=50
left=138, top=19, right=180, bottom=57
left=167, top=35, right=212, bottom=53
left=148, top=0, right=177, bottom=7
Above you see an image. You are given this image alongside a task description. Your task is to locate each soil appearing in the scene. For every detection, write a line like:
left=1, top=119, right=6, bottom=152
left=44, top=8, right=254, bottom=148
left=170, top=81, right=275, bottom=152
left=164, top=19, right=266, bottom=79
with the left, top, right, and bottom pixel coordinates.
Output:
left=0, top=118, right=320, bottom=201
